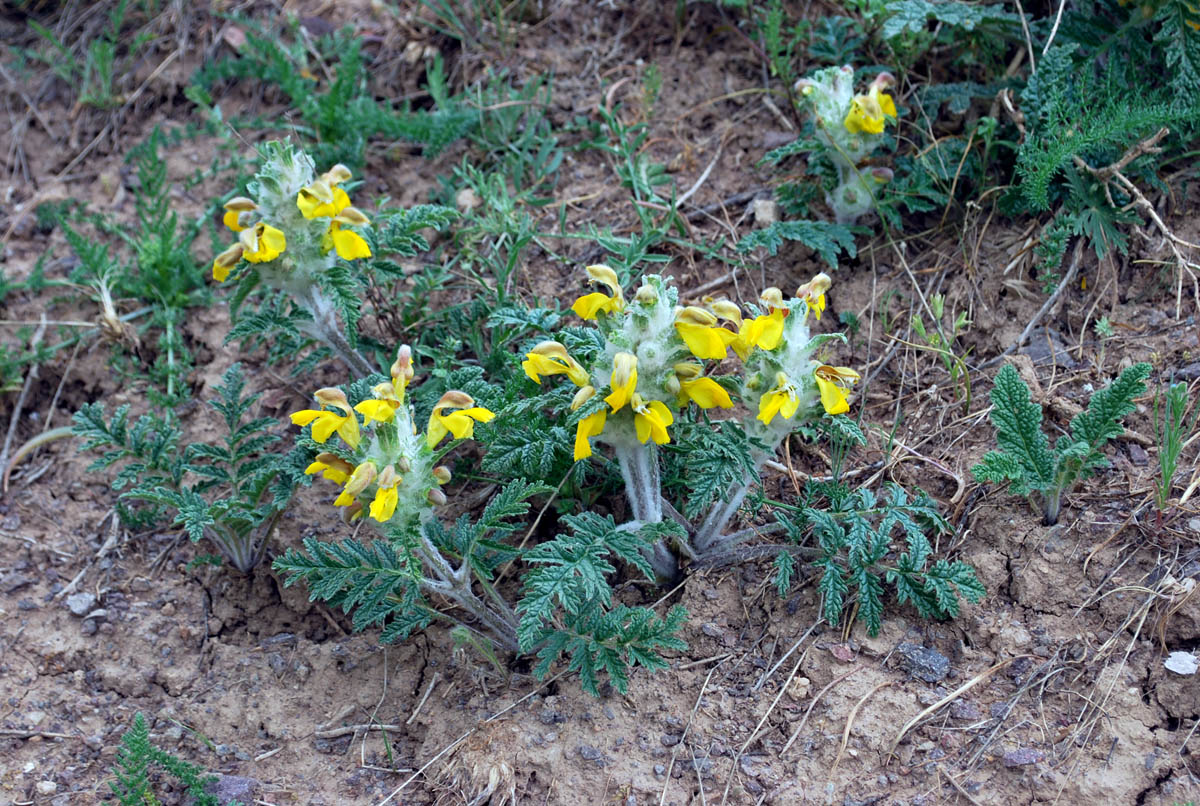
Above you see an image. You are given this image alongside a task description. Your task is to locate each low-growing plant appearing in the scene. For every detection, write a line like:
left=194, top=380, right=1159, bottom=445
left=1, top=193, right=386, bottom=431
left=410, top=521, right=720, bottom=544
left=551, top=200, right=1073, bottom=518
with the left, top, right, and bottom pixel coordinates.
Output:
left=973, top=362, right=1152, bottom=525
left=109, top=712, right=227, bottom=806
left=1153, top=379, right=1199, bottom=516
left=910, top=292, right=972, bottom=408
left=72, top=364, right=296, bottom=571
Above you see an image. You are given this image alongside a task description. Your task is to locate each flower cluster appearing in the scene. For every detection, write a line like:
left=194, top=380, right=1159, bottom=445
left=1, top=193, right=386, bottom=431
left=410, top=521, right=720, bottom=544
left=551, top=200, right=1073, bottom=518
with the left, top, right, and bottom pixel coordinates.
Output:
left=523, top=266, right=859, bottom=462
left=290, top=345, right=494, bottom=527
left=794, top=66, right=898, bottom=224
left=211, top=147, right=373, bottom=284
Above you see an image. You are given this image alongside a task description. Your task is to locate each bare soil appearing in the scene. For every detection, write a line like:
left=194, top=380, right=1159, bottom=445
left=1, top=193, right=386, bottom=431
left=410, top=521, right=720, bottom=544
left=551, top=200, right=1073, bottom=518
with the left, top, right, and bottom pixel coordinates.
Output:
left=2, top=2, right=1200, bottom=804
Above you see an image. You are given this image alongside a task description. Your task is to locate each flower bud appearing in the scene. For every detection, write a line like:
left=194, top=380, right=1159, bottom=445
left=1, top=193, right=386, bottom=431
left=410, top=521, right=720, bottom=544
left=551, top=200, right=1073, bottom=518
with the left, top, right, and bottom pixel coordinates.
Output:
left=432, top=466, right=452, bottom=485
left=391, top=344, right=414, bottom=384
left=323, top=164, right=353, bottom=184
left=428, top=488, right=447, bottom=506
left=396, top=457, right=412, bottom=473
left=377, top=464, right=401, bottom=489
left=673, top=362, right=702, bottom=380
left=796, top=273, right=832, bottom=300
left=570, top=385, right=596, bottom=411
left=760, top=287, right=784, bottom=310
left=343, top=462, right=378, bottom=496
left=676, top=306, right=719, bottom=327
left=314, top=387, right=352, bottom=412
left=635, top=284, right=658, bottom=304
left=223, top=196, right=257, bottom=212
left=213, top=243, right=244, bottom=270
left=709, top=300, right=743, bottom=327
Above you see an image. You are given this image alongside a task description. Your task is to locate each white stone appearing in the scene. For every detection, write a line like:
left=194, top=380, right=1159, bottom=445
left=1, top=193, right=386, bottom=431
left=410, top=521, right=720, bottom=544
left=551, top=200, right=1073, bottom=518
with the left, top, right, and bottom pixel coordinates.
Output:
left=1164, top=651, right=1198, bottom=675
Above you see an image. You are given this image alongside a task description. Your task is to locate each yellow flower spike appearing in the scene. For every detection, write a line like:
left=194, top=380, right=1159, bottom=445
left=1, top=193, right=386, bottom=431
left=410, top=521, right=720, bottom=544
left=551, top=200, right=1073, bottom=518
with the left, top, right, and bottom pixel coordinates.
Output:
left=571, top=264, right=625, bottom=320
left=757, top=371, right=801, bottom=425
left=334, top=461, right=377, bottom=506
left=304, top=453, right=354, bottom=485
left=680, top=377, right=733, bottom=409
left=296, top=179, right=351, bottom=219
left=211, top=243, right=244, bottom=283
left=631, top=393, right=674, bottom=445
left=604, top=352, right=639, bottom=412
left=814, top=365, right=861, bottom=416
left=426, top=390, right=495, bottom=449
left=326, top=222, right=372, bottom=260
left=522, top=341, right=590, bottom=387
left=369, top=465, right=402, bottom=522
left=239, top=222, right=287, bottom=263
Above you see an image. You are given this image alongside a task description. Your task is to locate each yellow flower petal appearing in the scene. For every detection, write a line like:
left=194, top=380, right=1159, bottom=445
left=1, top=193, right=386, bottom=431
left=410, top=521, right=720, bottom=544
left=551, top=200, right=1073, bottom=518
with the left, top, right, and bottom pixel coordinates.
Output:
left=355, top=399, right=396, bottom=425
left=816, top=376, right=849, bottom=415
left=572, top=292, right=617, bottom=320
left=369, top=485, right=399, bottom=522
left=222, top=209, right=244, bottom=233
left=290, top=409, right=323, bottom=427
left=212, top=257, right=230, bottom=283
left=680, top=377, right=733, bottom=409
left=604, top=353, right=638, bottom=412
left=331, top=223, right=372, bottom=260
left=675, top=321, right=736, bottom=360
left=574, top=409, right=607, bottom=461
left=633, top=398, right=674, bottom=445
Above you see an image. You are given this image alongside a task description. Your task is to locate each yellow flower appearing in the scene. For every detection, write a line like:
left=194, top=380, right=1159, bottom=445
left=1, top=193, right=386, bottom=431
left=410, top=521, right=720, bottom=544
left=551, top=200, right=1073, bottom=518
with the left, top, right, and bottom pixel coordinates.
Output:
left=290, top=388, right=360, bottom=448
left=426, top=391, right=495, bottom=449
left=757, top=371, right=802, bottom=425
left=571, top=264, right=625, bottom=320
left=211, top=243, right=244, bottom=283
left=333, top=461, right=377, bottom=507
left=323, top=218, right=372, bottom=261
left=239, top=222, right=287, bottom=264
left=355, top=397, right=396, bottom=426
left=221, top=197, right=256, bottom=233
left=304, top=452, right=354, bottom=485
left=675, top=307, right=737, bottom=360
left=632, top=393, right=674, bottom=445
left=814, top=365, right=860, bottom=415
left=569, top=386, right=606, bottom=461
left=604, top=352, right=638, bottom=412
left=797, top=273, right=832, bottom=321
left=680, top=377, right=733, bottom=409
left=733, top=309, right=785, bottom=361
left=844, top=80, right=897, bottom=135
left=522, top=341, right=590, bottom=387
left=296, top=165, right=354, bottom=219
left=368, top=465, right=402, bottom=522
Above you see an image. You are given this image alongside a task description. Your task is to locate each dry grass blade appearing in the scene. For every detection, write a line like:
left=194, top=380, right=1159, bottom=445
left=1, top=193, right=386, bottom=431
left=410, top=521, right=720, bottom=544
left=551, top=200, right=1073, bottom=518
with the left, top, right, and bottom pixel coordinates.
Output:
left=886, top=656, right=1025, bottom=760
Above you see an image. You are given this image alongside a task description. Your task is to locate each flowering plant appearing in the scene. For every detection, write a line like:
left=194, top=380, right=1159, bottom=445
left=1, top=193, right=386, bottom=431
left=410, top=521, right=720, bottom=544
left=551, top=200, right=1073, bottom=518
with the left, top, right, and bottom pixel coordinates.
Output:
left=794, top=66, right=898, bottom=224
left=522, top=266, right=860, bottom=579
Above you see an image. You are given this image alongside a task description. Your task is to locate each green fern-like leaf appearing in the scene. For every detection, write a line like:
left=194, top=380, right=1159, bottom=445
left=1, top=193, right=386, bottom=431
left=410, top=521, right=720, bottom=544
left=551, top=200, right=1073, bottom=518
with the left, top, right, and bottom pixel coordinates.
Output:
left=881, top=0, right=1021, bottom=40
left=1065, top=362, right=1151, bottom=479
left=972, top=364, right=1055, bottom=495
left=736, top=219, right=858, bottom=268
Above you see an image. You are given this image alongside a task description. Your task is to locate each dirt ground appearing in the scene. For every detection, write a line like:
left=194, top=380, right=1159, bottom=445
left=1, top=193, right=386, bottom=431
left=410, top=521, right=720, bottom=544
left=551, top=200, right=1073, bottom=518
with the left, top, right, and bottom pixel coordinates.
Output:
left=2, top=2, right=1200, bottom=804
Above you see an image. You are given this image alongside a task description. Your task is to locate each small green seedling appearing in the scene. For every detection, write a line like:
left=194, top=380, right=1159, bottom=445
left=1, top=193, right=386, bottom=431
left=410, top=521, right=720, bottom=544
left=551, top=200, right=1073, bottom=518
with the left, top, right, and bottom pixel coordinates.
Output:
left=1153, top=379, right=1199, bottom=517
left=973, top=362, right=1151, bottom=525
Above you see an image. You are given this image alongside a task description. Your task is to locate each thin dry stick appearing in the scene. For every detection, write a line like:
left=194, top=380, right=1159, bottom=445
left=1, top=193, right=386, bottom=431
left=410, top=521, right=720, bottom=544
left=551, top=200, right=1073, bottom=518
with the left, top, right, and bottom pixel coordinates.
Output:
left=886, top=656, right=1025, bottom=760
left=658, top=663, right=721, bottom=806
left=55, top=508, right=120, bottom=600
left=753, top=619, right=822, bottom=691
left=780, top=667, right=863, bottom=756
left=826, top=681, right=894, bottom=801
left=316, top=723, right=406, bottom=740
left=719, top=650, right=811, bottom=806
left=983, top=240, right=1085, bottom=369
left=406, top=671, right=441, bottom=726
left=374, top=671, right=566, bottom=806
left=0, top=315, right=47, bottom=478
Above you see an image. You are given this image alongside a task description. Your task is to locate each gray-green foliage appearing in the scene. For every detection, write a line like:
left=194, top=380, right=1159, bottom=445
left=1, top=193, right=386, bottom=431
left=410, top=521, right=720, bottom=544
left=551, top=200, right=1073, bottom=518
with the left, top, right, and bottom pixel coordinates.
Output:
left=973, top=362, right=1151, bottom=524
left=110, top=713, right=226, bottom=806
left=880, top=0, right=1021, bottom=41
left=1153, top=380, right=1199, bottom=513
left=72, top=364, right=298, bottom=571
left=776, top=482, right=984, bottom=635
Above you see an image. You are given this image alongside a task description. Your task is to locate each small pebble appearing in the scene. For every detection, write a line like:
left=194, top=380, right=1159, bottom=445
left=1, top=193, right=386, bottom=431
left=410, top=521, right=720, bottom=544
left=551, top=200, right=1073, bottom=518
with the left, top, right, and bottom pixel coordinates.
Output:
left=66, top=592, right=97, bottom=617
left=36, top=781, right=57, bottom=795
left=1003, top=748, right=1044, bottom=767
left=661, top=733, right=681, bottom=747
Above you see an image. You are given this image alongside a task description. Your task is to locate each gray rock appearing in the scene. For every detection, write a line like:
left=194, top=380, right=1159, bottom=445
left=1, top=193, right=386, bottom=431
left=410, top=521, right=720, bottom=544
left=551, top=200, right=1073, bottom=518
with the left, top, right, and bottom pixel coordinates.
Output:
left=1003, top=748, right=1044, bottom=767
left=577, top=744, right=605, bottom=765
left=207, top=774, right=260, bottom=805
left=661, top=733, right=681, bottom=747
left=896, top=642, right=950, bottom=683
left=654, top=764, right=666, bottom=777
left=66, top=592, right=97, bottom=616
left=949, top=700, right=981, bottom=720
